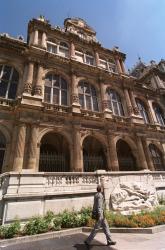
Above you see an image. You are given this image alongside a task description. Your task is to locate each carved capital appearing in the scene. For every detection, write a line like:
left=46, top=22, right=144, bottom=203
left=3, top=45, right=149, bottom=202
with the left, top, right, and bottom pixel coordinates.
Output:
left=72, top=94, right=79, bottom=103
left=34, top=85, right=42, bottom=96
left=24, top=82, right=32, bottom=94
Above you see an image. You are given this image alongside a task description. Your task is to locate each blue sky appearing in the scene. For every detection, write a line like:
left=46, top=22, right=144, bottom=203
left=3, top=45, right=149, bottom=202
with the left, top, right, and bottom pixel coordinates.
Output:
left=0, top=0, right=164, bottom=69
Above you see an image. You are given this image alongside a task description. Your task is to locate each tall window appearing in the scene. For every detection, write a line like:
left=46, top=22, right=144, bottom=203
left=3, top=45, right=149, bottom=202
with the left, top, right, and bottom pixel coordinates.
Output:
left=44, top=74, right=68, bottom=105
left=136, top=99, right=149, bottom=124
left=78, top=81, right=99, bottom=111
left=149, top=144, right=164, bottom=171
left=0, top=65, right=19, bottom=99
left=106, top=89, right=124, bottom=116
left=85, top=52, right=94, bottom=65
left=153, top=103, right=165, bottom=126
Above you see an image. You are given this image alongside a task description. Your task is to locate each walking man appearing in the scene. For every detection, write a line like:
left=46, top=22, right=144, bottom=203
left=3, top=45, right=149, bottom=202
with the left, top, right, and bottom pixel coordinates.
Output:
left=84, top=184, right=116, bottom=246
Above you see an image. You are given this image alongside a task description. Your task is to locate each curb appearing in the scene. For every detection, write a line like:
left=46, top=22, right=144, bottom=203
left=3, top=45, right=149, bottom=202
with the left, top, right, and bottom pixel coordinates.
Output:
left=0, top=225, right=165, bottom=246
left=0, top=227, right=82, bottom=247
left=83, top=225, right=165, bottom=234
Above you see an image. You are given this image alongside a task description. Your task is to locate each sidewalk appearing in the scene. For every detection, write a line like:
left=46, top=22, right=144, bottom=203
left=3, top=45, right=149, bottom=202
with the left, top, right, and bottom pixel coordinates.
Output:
left=0, top=231, right=165, bottom=250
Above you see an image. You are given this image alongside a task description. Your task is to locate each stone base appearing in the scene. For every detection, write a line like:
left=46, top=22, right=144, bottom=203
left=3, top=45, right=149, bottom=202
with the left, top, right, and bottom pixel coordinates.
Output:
left=21, top=94, right=43, bottom=107
left=72, top=103, right=81, bottom=114
left=104, top=109, right=112, bottom=119
left=131, top=115, right=144, bottom=124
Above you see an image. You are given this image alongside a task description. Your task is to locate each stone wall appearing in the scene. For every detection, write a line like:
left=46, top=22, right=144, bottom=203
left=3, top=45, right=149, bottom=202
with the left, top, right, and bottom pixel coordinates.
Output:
left=0, top=171, right=165, bottom=224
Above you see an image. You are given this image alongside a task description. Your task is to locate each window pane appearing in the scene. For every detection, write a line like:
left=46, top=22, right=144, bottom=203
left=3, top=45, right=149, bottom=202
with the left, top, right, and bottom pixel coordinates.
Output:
left=53, top=88, right=59, bottom=104
left=78, top=84, right=84, bottom=94
left=79, top=94, right=84, bottom=108
left=61, top=90, right=67, bottom=105
left=53, top=75, right=59, bottom=87
left=86, top=56, right=94, bottom=65
left=8, top=82, right=17, bottom=99
left=113, top=101, right=119, bottom=115
left=86, top=96, right=92, bottom=110
left=45, top=75, right=52, bottom=87
left=2, top=66, right=12, bottom=81
left=84, top=83, right=90, bottom=94
left=61, top=78, right=67, bottom=90
left=0, top=80, right=7, bottom=97
left=118, top=102, right=124, bottom=116
left=44, top=86, right=51, bottom=102
left=12, top=70, right=19, bottom=82
left=59, top=47, right=69, bottom=57
left=92, top=96, right=99, bottom=111
left=91, top=86, right=97, bottom=96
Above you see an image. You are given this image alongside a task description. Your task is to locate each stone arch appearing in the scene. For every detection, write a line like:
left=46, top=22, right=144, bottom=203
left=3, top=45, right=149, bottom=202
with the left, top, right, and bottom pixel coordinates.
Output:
left=82, top=134, right=108, bottom=172
left=77, top=77, right=100, bottom=92
left=115, top=136, right=138, bottom=171
left=43, top=69, right=71, bottom=85
left=39, top=131, right=71, bottom=172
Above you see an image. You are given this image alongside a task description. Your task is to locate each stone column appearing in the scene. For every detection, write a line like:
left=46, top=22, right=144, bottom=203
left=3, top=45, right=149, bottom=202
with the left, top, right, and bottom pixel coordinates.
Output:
left=108, top=134, right=119, bottom=171
left=34, top=65, right=43, bottom=96
left=33, top=30, right=38, bottom=45
left=120, top=60, right=126, bottom=74
left=13, top=123, right=26, bottom=171
left=70, top=41, right=75, bottom=58
left=73, top=126, right=83, bottom=172
left=27, top=124, right=38, bottom=170
left=148, top=100, right=158, bottom=124
left=124, top=88, right=133, bottom=115
left=141, top=138, right=154, bottom=171
left=41, top=32, right=47, bottom=49
left=71, top=73, right=81, bottom=113
left=129, top=90, right=139, bottom=115
left=156, top=75, right=164, bottom=88
left=136, top=136, right=148, bottom=170
left=95, top=51, right=100, bottom=67
left=24, top=62, right=34, bottom=94
left=115, top=56, right=122, bottom=73
left=100, top=82, right=112, bottom=118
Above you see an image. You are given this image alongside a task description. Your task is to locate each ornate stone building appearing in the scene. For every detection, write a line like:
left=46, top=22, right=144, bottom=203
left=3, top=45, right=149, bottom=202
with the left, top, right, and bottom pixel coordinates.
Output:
left=0, top=16, right=165, bottom=174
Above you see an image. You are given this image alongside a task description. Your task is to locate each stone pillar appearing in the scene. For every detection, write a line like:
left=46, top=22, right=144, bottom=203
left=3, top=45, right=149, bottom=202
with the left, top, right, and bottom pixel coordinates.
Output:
left=27, top=125, right=38, bottom=170
left=95, top=51, right=100, bottom=67
left=34, top=65, right=43, bottom=96
left=100, top=82, right=112, bottom=118
left=136, top=136, right=148, bottom=170
left=129, top=90, right=139, bottom=115
left=115, top=56, right=122, bottom=73
left=156, top=75, right=164, bottom=88
left=141, top=138, right=155, bottom=171
left=41, top=32, right=47, bottom=49
left=33, top=30, right=38, bottom=45
left=73, top=126, right=83, bottom=172
left=13, top=123, right=26, bottom=171
left=148, top=100, right=158, bottom=124
left=70, top=41, right=75, bottom=59
left=120, top=60, right=126, bottom=74
left=124, top=88, right=133, bottom=115
left=108, top=134, right=119, bottom=171
left=24, top=62, right=34, bottom=94
left=71, top=73, right=81, bottom=113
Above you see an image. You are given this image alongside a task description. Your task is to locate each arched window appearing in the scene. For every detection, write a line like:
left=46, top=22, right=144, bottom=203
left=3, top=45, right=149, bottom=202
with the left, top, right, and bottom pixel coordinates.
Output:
left=106, top=89, right=124, bottom=116
left=44, top=74, right=68, bottom=105
left=0, top=65, right=19, bottom=99
left=136, top=99, right=149, bottom=123
left=78, top=81, right=99, bottom=111
left=153, top=103, right=165, bottom=126
left=149, top=144, right=164, bottom=171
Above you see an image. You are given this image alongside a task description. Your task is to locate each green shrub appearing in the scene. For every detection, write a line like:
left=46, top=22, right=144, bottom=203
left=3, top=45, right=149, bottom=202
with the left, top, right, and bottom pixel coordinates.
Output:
left=0, top=221, right=21, bottom=239
left=52, top=216, right=62, bottom=231
left=23, top=217, right=49, bottom=235
left=44, top=211, right=55, bottom=224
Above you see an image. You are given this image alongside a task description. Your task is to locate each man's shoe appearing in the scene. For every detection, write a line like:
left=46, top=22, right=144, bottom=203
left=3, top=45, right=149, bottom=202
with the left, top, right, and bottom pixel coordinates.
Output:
left=107, top=240, right=116, bottom=246
left=84, top=240, right=89, bottom=246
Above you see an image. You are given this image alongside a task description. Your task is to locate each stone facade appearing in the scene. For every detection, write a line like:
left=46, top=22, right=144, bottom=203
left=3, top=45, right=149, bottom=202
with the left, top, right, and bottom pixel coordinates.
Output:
left=0, top=16, right=164, bottom=174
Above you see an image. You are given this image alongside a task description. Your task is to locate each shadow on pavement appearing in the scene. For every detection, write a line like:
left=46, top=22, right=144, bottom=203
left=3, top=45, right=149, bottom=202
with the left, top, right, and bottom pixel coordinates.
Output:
left=74, top=243, right=118, bottom=250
